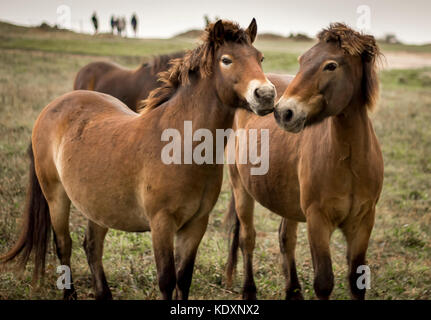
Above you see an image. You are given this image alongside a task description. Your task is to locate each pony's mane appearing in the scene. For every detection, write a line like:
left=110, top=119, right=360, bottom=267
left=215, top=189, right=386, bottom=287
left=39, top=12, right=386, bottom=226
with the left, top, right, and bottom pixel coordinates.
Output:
left=149, top=51, right=186, bottom=75
left=317, top=23, right=382, bottom=111
left=139, top=20, right=251, bottom=113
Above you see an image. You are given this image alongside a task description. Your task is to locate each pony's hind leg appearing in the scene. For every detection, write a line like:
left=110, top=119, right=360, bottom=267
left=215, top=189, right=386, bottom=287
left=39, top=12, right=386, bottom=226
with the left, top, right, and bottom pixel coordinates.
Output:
left=306, top=207, right=335, bottom=300
left=48, top=185, right=77, bottom=300
left=150, top=211, right=177, bottom=300
left=279, top=218, right=303, bottom=300
left=174, top=214, right=209, bottom=300
left=83, top=220, right=112, bottom=300
left=341, top=208, right=375, bottom=300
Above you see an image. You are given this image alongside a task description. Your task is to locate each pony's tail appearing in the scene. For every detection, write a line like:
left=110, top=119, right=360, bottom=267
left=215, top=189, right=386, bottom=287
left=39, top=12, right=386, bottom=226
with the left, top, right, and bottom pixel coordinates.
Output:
left=224, top=192, right=240, bottom=288
left=0, top=143, right=51, bottom=282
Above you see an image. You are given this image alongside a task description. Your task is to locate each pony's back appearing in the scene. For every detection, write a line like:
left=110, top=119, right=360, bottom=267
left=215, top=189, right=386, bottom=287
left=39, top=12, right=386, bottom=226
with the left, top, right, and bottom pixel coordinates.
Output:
left=73, top=61, right=123, bottom=91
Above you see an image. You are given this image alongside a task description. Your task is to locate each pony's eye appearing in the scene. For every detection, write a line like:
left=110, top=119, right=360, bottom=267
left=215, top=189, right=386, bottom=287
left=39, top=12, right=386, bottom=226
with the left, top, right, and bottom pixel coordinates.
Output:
left=323, top=62, right=338, bottom=71
left=260, top=56, right=265, bottom=63
left=221, top=57, right=232, bottom=65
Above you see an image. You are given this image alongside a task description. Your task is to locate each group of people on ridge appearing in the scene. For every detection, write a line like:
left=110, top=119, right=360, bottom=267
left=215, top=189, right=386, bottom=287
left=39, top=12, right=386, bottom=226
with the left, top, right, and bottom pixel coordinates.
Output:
left=91, top=12, right=138, bottom=37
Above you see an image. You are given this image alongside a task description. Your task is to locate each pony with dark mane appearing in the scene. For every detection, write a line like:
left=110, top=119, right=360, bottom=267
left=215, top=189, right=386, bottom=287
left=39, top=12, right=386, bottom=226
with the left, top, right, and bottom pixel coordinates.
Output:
left=225, top=23, right=383, bottom=300
left=1, top=19, right=276, bottom=300
left=74, top=51, right=184, bottom=111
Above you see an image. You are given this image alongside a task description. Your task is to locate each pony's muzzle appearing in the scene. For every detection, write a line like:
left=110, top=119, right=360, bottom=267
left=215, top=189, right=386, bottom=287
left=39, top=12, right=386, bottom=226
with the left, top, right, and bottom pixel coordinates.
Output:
left=274, top=97, right=306, bottom=133
left=254, top=84, right=275, bottom=104
left=248, top=82, right=276, bottom=116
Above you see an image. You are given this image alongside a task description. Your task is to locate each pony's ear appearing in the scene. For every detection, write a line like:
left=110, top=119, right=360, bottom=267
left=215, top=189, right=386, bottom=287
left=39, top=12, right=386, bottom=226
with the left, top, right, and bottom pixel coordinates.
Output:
left=246, top=18, right=257, bottom=43
left=212, top=20, right=225, bottom=44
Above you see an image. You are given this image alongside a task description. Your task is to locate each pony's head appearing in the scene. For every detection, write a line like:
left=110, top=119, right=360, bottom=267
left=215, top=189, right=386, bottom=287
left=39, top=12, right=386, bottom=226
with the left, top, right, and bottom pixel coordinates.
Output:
left=274, top=23, right=381, bottom=133
left=142, top=19, right=275, bottom=116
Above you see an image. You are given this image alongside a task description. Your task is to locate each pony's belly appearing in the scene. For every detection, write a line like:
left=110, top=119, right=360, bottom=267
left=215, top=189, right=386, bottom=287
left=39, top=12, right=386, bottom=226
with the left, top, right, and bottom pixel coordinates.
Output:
left=260, top=191, right=305, bottom=222
left=246, top=174, right=306, bottom=222
left=63, top=181, right=151, bottom=232
left=280, top=207, right=306, bottom=222
left=76, top=200, right=151, bottom=232
left=56, top=157, right=151, bottom=231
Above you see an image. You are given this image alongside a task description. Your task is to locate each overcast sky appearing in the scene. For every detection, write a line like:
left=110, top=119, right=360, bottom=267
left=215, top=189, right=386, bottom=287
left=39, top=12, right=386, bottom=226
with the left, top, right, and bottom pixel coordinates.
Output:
left=1, top=0, right=430, bottom=44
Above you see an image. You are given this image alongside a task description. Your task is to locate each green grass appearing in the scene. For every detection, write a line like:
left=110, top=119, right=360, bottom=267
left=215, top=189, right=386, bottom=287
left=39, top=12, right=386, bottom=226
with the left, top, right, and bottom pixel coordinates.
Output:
left=0, top=22, right=430, bottom=300
left=378, top=42, right=431, bottom=54
left=380, top=68, right=431, bottom=89
left=0, top=21, right=194, bottom=58
left=0, top=36, right=194, bottom=58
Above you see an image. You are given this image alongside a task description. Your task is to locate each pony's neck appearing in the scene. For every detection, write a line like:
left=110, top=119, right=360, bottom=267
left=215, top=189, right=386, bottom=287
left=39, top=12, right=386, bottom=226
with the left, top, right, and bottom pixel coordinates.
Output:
left=168, top=77, right=236, bottom=132
left=134, top=63, right=149, bottom=78
left=329, top=99, right=372, bottom=153
left=136, top=62, right=148, bottom=73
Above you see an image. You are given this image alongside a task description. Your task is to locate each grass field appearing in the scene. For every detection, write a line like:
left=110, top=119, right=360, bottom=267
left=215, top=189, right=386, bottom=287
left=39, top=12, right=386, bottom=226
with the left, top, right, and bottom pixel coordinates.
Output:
left=0, top=21, right=430, bottom=300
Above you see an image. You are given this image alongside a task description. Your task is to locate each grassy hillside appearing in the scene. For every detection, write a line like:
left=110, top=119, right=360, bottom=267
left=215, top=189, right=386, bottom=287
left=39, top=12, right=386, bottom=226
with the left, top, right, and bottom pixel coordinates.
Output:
left=0, top=22, right=430, bottom=300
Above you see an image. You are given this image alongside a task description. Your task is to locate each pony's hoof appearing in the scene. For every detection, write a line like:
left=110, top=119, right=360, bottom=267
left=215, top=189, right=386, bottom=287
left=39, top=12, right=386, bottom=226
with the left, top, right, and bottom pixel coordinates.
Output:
left=242, top=286, right=257, bottom=300
left=286, top=289, right=304, bottom=300
left=63, top=289, right=77, bottom=300
left=95, top=290, right=113, bottom=300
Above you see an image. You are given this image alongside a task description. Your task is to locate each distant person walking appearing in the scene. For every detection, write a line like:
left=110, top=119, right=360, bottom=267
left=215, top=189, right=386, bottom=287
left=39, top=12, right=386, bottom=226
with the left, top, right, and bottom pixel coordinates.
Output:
left=131, top=13, right=138, bottom=37
left=203, top=14, right=210, bottom=27
left=91, top=12, right=98, bottom=34
left=110, top=15, right=117, bottom=34
left=117, top=16, right=126, bottom=37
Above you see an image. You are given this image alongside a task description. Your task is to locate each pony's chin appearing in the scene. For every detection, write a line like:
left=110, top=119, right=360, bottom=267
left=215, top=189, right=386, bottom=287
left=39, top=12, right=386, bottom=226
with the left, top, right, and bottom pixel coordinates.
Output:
left=303, top=112, right=327, bottom=128
left=254, top=108, right=274, bottom=116
left=275, top=117, right=306, bottom=133
left=247, top=101, right=274, bottom=116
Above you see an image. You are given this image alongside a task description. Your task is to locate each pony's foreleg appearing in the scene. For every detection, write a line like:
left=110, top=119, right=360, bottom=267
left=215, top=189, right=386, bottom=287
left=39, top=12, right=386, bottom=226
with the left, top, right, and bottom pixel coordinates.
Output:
left=174, top=214, right=209, bottom=300
left=233, top=187, right=256, bottom=300
left=279, top=218, right=303, bottom=300
left=341, top=208, right=375, bottom=300
left=48, top=185, right=77, bottom=300
left=150, top=211, right=177, bottom=300
left=306, top=206, right=335, bottom=300
left=83, top=220, right=112, bottom=300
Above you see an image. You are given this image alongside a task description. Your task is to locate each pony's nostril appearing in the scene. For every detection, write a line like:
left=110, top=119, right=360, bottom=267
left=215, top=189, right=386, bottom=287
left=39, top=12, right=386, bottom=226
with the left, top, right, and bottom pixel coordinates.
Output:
left=283, top=109, right=293, bottom=122
left=254, top=88, right=261, bottom=99
left=268, top=88, right=276, bottom=99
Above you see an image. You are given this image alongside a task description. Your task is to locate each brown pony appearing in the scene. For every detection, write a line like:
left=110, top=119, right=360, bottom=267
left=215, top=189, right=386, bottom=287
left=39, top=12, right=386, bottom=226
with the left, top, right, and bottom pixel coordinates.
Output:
left=226, top=23, right=383, bottom=300
left=0, top=19, right=276, bottom=300
left=73, top=51, right=184, bottom=111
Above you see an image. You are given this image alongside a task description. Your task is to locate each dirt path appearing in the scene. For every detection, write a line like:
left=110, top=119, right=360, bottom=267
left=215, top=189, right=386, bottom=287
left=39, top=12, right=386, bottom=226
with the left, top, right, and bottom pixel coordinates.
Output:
left=382, top=51, right=431, bottom=70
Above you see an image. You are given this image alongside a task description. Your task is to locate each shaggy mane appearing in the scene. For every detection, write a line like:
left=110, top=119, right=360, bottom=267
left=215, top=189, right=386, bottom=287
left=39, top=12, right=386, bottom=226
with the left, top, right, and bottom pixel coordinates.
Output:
left=317, top=23, right=382, bottom=111
left=138, top=20, right=251, bottom=113
left=149, top=51, right=186, bottom=75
